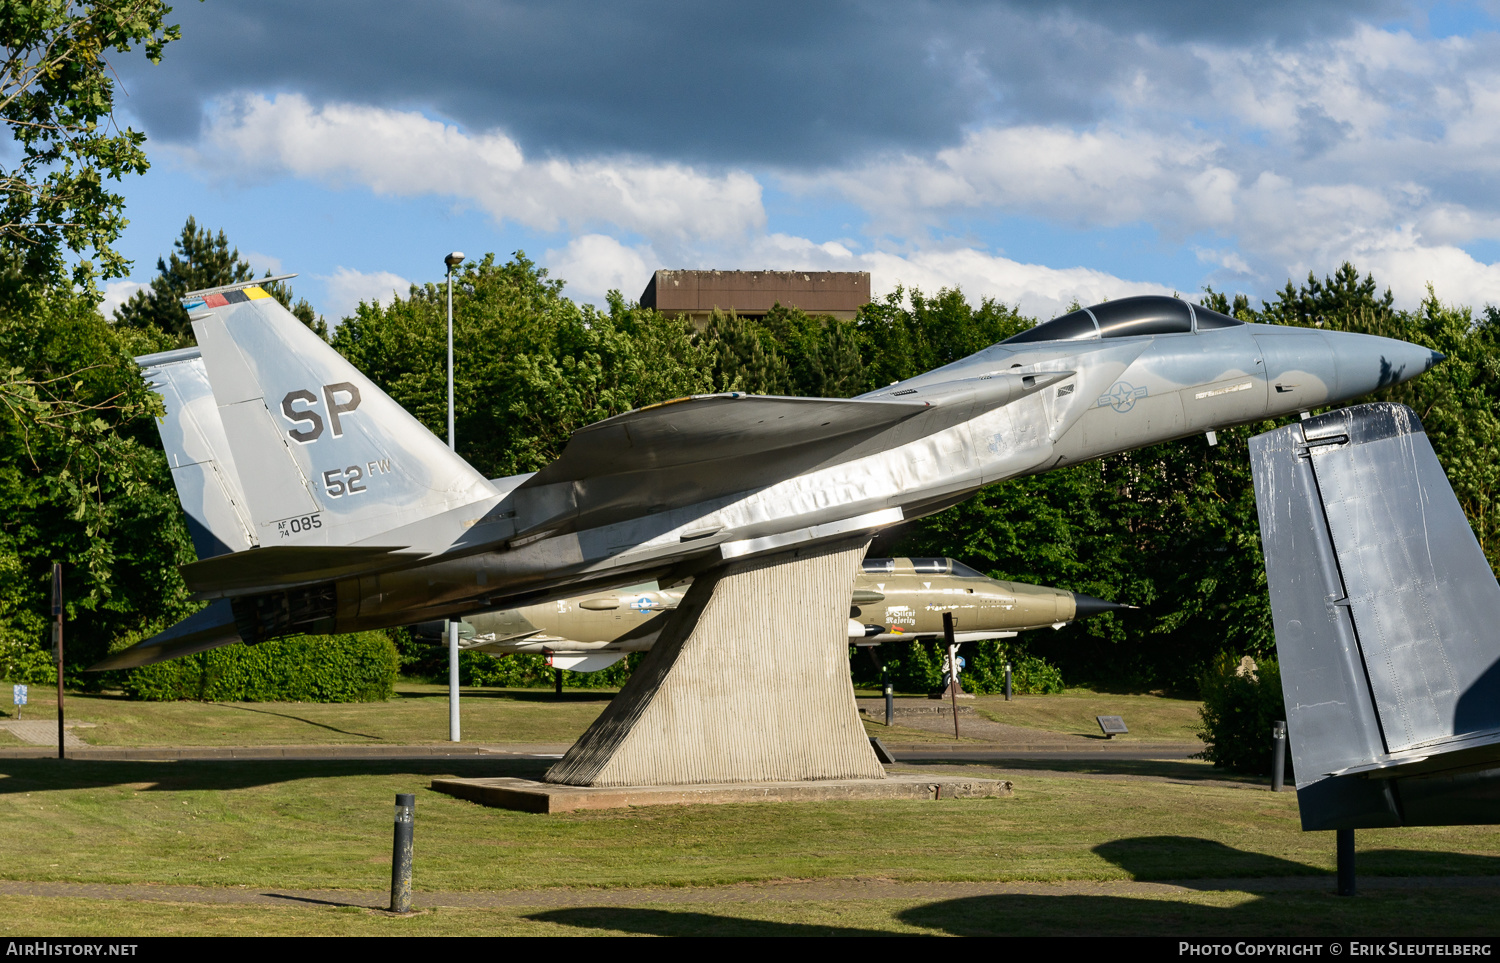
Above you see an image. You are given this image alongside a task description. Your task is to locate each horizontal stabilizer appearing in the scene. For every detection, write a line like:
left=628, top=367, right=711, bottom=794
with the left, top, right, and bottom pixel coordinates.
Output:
left=1251, top=402, right=1500, bottom=829
left=182, top=544, right=423, bottom=598
left=87, top=600, right=242, bottom=671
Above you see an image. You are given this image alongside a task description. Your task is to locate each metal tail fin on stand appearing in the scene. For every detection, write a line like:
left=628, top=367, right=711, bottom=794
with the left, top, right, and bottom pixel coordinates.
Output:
left=186, top=279, right=497, bottom=550
left=1251, top=402, right=1500, bottom=830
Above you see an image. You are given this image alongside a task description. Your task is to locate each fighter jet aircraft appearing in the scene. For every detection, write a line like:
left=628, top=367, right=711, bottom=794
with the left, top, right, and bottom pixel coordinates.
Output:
left=411, top=556, right=1131, bottom=673
left=92, top=281, right=1440, bottom=670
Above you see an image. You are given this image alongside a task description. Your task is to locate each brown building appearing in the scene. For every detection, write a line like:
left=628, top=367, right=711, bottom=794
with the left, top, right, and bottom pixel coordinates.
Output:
left=640, top=270, right=871, bottom=323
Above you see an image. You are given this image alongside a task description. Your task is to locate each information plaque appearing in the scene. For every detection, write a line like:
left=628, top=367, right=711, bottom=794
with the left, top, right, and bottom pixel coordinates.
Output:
left=1097, top=715, right=1128, bottom=738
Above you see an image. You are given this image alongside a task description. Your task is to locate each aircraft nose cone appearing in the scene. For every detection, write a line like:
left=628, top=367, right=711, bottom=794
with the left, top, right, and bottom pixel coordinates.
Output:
left=1072, top=594, right=1136, bottom=618
left=1325, top=332, right=1441, bottom=401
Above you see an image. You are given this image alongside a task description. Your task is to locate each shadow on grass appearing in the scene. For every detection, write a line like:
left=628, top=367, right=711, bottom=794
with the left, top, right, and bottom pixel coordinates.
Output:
left=524, top=841, right=1500, bottom=937
left=524, top=907, right=894, bottom=936
left=0, top=756, right=556, bottom=793
left=897, top=887, right=1500, bottom=937
left=893, top=756, right=1253, bottom=783
left=1096, top=836, right=1500, bottom=883
left=204, top=703, right=382, bottom=740
left=392, top=689, right=616, bottom=704
left=263, top=892, right=378, bottom=909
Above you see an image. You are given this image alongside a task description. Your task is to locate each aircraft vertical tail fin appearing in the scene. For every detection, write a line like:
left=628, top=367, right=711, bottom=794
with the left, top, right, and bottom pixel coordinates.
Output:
left=185, top=279, right=496, bottom=548
left=1251, top=402, right=1500, bottom=829
left=138, top=347, right=257, bottom=559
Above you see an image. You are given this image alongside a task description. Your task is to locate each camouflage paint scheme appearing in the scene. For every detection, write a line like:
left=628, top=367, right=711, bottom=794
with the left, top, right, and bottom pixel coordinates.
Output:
left=424, top=556, right=1126, bottom=672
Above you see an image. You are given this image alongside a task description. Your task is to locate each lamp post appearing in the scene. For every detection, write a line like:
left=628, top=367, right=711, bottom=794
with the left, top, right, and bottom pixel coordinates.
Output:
left=445, top=251, right=464, bottom=743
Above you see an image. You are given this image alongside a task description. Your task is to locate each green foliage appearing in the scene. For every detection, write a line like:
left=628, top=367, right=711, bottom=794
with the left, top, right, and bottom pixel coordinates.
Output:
left=333, top=254, right=712, bottom=479
left=459, top=651, right=642, bottom=689
left=0, top=0, right=182, bottom=288
left=121, top=631, right=398, bottom=702
left=113, top=216, right=325, bottom=342
left=391, top=625, right=639, bottom=689
left=850, top=640, right=1065, bottom=695
left=1196, top=653, right=1289, bottom=775
left=856, top=285, right=1032, bottom=388
left=0, top=283, right=195, bottom=683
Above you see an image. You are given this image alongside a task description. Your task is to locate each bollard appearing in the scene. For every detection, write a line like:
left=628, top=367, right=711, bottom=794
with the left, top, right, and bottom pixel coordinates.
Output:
left=883, top=662, right=893, bottom=727
left=943, top=613, right=960, bottom=739
left=1271, top=720, right=1287, bottom=792
left=1336, top=828, right=1356, bottom=897
left=390, top=793, right=414, bottom=913
left=1004, top=662, right=1012, bottom=701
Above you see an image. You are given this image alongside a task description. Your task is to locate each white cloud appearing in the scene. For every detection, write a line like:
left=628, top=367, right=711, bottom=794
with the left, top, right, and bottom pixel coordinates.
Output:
left=858, top=248, right=1174, bottom=320
left=805, top=125, right=1226, bottom=235
left=164, top=22, right=1500, bottom=316
left=242, top=251, right=283, bottom=276
left=784, top=22, right=1500, bottom=308
left=539, top=223, right=1168, bottom=319
left=544, top=234, right=656, bottom=306
left=180, top=94, right=765, bottom=245
left=99, top=279, right=147, bottom=320
left=318, top=267, right=412, bottom=320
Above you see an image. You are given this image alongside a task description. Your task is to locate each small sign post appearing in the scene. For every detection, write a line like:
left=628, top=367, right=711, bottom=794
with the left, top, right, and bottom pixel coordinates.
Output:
left=12, top=684, right=26, bottom=721
left=1097, top=715, right=1128, bottom=739
left=52, top=563, right=63, bottom=760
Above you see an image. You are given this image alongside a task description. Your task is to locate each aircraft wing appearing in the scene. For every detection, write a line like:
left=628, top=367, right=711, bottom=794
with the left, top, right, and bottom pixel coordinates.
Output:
left=511, top=377, right=1060, bottom=535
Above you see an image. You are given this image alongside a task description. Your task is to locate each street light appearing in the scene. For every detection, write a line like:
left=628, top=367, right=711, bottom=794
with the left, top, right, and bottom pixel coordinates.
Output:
left=445, top=251, right=464, bottom=743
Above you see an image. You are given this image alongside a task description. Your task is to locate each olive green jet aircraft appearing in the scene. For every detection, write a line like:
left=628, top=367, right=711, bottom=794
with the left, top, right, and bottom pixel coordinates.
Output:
left=413, top=556, right=1130, bottom=672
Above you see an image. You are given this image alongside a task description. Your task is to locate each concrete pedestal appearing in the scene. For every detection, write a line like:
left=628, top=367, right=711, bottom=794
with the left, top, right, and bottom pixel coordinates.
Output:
left=545, top=539, right=884, bottom=787
left=435, top=773, right=1013, bottom=813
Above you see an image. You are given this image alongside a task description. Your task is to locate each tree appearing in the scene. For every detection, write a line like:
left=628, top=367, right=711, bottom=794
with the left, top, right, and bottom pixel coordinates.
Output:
left=0, top=1, right=182, bottom=290
left=333, top=253, right=713, bottom=479
left=114, top=216, right=326, bottom=343
left=700, top=307, right=791, bottom=395
left=857, top=285, right=1031, bottom=389
left=0, top=284, right=196, bottom=683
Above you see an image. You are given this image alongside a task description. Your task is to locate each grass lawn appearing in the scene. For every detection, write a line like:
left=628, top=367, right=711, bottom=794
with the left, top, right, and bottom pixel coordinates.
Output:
left=1, top=755, right=1499, bottom=935
left=0, top=684, right=1206, bottom=748
left=6, top=889, right=1500, bottom=937
left=969, top=689, right=1205, bottom=741
left=0, top=684, right=612, bottom=746
left=1, top=756, right=1497, bottom=892
left=4, top=683, right=1492, bottom=935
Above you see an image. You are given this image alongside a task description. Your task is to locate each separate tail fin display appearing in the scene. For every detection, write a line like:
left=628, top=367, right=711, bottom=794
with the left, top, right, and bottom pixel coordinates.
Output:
left=138, top=347, right=256, bottom=559
left=1251, top=402, right=1500, bottom=830
left=186, top=279, right=496, bottom=547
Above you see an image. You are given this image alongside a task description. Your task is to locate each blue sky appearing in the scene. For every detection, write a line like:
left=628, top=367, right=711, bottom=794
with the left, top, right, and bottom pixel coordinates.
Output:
left=93, top=0, right=1500, bottom=323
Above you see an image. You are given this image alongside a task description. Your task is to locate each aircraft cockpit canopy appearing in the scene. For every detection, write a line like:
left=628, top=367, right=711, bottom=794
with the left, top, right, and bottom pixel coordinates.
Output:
left=1002, top=295, right=1245, bottom=345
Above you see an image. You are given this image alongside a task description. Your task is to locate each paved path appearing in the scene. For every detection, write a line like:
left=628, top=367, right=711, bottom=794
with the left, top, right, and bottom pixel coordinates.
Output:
left=0, top=743, right=574, bottom=761
left=0, top=742, right=1201, bottom=763
left=3, top=876, right=1498, bottom=910
left=0, top=721, right=91, bottom=748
